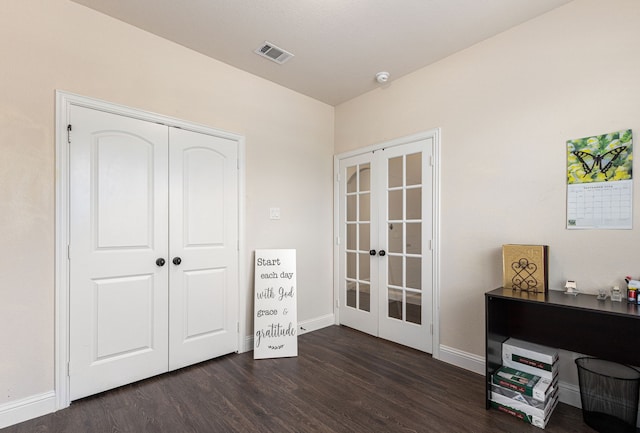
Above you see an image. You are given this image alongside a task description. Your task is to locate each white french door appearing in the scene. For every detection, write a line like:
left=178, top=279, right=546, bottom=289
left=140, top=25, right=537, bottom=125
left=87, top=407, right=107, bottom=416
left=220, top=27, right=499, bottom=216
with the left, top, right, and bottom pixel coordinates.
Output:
left=68, top=105, right=238, bottom=400
left=338, top=137, right=435, bottom=352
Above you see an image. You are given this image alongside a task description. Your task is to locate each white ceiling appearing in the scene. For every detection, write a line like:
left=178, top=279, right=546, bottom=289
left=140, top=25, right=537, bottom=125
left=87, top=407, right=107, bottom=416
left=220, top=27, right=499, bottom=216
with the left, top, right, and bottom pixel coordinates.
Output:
left=71, top=0, right=572, bottom=106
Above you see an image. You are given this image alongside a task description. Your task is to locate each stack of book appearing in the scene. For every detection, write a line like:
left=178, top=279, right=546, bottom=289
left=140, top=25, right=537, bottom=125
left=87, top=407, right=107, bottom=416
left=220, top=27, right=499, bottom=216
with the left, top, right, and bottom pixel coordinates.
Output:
left=490, top=338, right=559, bottom=429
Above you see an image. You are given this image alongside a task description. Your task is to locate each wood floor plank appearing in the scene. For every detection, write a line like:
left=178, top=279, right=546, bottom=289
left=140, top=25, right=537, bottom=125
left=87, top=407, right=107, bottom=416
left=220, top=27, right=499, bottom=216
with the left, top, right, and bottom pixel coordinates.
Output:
left=2, top=326, right=588, bottom=433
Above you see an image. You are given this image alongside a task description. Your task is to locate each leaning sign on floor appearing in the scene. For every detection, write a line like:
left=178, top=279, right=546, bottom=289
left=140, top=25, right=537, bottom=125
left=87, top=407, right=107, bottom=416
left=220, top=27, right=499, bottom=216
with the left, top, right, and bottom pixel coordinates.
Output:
left=253, top=249, right=298, bottom=359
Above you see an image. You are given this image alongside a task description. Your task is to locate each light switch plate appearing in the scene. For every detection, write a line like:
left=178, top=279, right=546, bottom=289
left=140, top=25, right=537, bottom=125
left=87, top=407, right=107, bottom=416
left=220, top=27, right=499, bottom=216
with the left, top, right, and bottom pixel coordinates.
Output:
left=269, top=207, right=281, bottom=220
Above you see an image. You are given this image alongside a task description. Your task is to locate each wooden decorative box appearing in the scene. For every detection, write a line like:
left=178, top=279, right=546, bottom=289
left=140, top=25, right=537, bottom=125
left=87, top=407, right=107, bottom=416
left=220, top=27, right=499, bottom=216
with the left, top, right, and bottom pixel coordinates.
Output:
left=502, top=244, right=548, bottom=293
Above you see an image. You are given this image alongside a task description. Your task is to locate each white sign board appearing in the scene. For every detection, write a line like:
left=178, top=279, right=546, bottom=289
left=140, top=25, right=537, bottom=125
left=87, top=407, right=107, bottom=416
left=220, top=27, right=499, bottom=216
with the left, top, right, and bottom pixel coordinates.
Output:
left=253, top=249, right=297, bottom=359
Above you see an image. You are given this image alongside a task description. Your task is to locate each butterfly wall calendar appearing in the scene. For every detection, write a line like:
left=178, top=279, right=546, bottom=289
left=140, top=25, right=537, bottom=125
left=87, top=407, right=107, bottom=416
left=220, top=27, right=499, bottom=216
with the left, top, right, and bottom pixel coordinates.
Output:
left=566, top=129, right=633, bottom=230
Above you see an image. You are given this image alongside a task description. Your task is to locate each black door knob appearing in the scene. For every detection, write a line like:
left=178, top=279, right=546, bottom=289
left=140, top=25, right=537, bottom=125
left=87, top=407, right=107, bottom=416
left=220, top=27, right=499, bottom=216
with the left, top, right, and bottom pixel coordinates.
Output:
left=369, top=249, right=376, bottom=256
left=156, top=258, right=166, bottom=267
left=379, top=250, right=386, bottom=257
left=173, top=257, right=182, bottom=265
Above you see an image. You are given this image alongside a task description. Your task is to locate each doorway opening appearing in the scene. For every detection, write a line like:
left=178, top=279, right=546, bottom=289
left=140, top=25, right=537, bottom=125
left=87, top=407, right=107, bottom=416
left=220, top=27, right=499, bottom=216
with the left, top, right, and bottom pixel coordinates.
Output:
left=333, top=130, right=440, bottom=355
left=55, top=91, right=247, bottom=409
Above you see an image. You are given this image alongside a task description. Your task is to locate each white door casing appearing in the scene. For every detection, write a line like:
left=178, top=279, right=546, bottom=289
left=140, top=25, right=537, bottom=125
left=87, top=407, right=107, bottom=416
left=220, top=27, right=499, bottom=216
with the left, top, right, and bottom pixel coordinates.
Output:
left=57, top=92, right=246, bottom=406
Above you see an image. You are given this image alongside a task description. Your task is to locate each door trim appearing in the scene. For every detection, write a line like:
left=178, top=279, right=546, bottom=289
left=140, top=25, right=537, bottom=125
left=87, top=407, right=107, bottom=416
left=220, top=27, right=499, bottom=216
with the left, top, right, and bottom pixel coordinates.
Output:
left=333, top=129, right=441, bottom=358
left=54, top=91, right=246, bottom=409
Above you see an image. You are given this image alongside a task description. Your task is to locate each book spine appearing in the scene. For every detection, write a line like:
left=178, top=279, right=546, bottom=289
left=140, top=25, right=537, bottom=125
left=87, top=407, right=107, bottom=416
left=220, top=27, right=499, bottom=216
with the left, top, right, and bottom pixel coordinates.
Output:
left=542, top=245, right=548, bottom=291
left=490, top=401, right=533, bottom=425
left=492, top=377, right=530, bottom=396
left=511, top=354, right=553, bottom=372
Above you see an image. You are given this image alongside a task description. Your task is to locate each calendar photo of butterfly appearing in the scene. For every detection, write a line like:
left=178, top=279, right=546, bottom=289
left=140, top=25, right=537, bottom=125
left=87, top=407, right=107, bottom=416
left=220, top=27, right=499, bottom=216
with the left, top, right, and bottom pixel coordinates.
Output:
left=567, top=129, right=632, bottom=184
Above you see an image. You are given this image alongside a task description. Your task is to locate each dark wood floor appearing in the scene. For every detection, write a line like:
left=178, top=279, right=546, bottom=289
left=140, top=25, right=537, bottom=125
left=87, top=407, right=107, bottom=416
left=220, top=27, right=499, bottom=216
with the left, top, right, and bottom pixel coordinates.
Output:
left=3, top=325, right=589, bottom=433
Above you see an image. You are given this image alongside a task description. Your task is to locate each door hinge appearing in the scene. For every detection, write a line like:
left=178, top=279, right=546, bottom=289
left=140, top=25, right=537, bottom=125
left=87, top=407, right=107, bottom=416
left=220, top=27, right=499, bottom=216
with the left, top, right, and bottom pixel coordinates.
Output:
left=336, top=172, right=341, bottom=182
left=430, top=323, right=433, bottom=335
left=335, top=299, right=339, bottom=308
left=67, top=245, right=70, bottom=260
left=67, top=362, right=71, bottom=377
left=67, top=124, right=72, bottom=144
left=335, top=236, right=341, bottom=245
left=237, top=322, right=239, bottom=332
left=429, top=155, right=434, bottom=166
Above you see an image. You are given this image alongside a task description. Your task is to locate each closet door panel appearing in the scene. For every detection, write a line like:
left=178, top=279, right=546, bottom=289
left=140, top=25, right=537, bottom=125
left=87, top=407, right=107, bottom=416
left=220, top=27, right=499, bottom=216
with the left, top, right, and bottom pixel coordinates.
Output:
left=69, top=105, right=169, bottom=400
left=168, top=127, right=239, bottom=370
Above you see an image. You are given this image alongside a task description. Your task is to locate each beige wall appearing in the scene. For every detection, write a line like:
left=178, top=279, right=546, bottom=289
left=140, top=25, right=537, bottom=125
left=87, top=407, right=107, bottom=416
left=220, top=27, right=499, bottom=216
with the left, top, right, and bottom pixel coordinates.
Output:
left=4, top=0, right=640, bottom=421
left=0, top=0, right=334, bottom=406
left=335, top=0, right=640, bottom=359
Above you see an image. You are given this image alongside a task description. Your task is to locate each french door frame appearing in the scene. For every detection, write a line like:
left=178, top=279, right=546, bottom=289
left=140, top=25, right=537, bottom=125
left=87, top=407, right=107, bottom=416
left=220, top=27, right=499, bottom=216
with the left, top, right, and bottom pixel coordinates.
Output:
left=333, top=129, right=441, bottom=358
left=54, top=91, right=247, bottom=410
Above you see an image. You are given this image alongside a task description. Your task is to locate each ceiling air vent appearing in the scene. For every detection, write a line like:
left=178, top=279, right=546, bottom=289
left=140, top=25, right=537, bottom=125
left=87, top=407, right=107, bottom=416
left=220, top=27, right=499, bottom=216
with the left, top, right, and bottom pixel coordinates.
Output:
left=254, top=42, right=294, bottom=65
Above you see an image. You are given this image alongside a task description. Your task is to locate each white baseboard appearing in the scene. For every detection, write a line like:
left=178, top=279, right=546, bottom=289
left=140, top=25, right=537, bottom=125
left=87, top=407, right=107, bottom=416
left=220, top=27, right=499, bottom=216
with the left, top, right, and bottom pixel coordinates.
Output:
left=438, top=344, right=486, bottom=375
left=0, top=391, right=56, bottom=430
left=240, top=313, right=336, bottom=353
left=241, top=334, right=254, bottom=353
left=298, top=313, right=336, bottom=335
left=557, top=380, right=581, bottom=408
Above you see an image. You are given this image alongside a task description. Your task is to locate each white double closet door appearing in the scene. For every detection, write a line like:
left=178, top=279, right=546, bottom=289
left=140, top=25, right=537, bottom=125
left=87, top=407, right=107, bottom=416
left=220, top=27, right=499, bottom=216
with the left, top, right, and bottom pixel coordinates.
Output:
left=68, top=106, right=238, bottom=400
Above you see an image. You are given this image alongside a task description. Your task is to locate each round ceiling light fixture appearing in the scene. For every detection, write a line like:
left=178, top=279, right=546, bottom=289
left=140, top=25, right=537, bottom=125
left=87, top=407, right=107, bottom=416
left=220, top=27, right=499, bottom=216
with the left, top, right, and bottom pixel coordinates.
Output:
left=375, top=71, right=390, bottom=84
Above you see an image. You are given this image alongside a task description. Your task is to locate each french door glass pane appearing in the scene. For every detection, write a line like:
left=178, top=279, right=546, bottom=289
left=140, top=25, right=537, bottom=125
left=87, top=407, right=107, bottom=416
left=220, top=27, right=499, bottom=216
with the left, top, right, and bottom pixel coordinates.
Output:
left=406, top=223, right=421, bottom=254
left=346, top=166, right=357, bottom=193
left=359, top=192, right=371, bottom=221
left=388, top=255, right=403, bottom=286
left=388, top=223, right=403, bottom=254
left=359, top=164, right=370, bottom=191
left=346, top=224, right=356, bottom=250
left=347, top=281, right=356, bottom=308
left=359, top=252, right=370, bottom=282
left=346, top=252, right=356, bottom=279
left=406, top=152, right=421, bottom=186
left=388, top=288, right=403, bottom=320
left=388, top=190, right=403, bottom=220
left=359, top=223, right=370, bottom=251
left=407, top=291, right=422, bottom=325
left=406, top=257, right=422, bottom=290
left=360, top=283, right=371, bottom=312
left=388, top=157, right=403, bottom=188
left=346, top=195, right=357, bottom=221
left=406, top=187, right=421, bottom=220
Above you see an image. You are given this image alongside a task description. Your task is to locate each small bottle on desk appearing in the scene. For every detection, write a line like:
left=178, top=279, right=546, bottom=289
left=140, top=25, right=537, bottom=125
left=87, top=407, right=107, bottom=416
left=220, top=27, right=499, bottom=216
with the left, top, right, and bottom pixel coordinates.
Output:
left=629, top=288, right=637, bottom=303
left=627, top=279, right=640, bottom=303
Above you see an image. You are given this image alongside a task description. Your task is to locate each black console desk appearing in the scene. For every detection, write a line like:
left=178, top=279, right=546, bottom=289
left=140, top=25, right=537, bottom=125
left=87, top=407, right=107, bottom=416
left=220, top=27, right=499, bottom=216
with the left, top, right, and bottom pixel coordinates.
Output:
left=485, top=287, right=640, bottom=409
